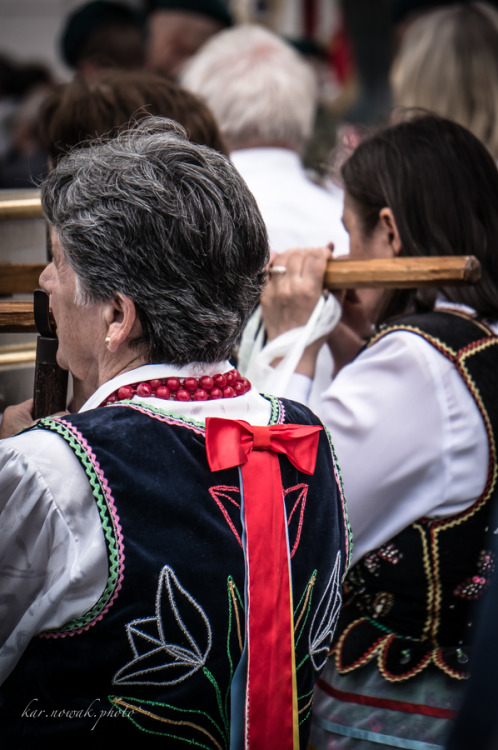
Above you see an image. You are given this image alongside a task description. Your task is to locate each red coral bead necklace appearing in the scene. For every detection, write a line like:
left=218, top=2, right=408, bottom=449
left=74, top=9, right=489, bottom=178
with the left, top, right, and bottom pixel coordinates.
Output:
left=101, top=368, right=251, bottom=406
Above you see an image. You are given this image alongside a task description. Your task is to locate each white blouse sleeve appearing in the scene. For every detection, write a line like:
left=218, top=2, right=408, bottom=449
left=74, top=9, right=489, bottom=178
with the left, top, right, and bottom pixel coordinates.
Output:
left=0, top=430, right=106, bottom=684
left=319, top=331, right=489, bottom=564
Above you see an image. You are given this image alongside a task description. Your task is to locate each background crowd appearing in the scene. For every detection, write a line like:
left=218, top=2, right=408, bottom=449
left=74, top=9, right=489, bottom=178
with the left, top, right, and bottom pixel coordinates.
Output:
left=1, top=1, right=498, bottom=748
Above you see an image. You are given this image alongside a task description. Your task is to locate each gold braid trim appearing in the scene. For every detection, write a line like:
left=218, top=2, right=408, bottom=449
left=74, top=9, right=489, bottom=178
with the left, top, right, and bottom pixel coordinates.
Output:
left=377, top=635, right=433, bottom=683
left=412, top=522, right=434, bottom=643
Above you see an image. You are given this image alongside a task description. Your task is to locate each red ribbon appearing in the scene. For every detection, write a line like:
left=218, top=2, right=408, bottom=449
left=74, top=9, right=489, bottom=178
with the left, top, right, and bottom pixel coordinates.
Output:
left=206, top=419, right=321, bottom=475
left=205, top=418, right=322, bottom=749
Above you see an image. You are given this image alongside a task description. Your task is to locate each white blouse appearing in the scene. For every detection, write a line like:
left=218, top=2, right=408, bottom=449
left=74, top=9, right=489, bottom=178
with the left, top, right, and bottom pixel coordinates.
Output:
left=286, top=303, right=498, bottom=564
left=230, top=147, right=349, bottom=256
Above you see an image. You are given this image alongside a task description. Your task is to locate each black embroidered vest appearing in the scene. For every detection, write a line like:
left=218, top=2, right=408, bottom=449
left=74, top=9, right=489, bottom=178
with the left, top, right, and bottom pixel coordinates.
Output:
left=1, top=396, right=350, bottom=748
left=332, top=310, right=498, bottom=683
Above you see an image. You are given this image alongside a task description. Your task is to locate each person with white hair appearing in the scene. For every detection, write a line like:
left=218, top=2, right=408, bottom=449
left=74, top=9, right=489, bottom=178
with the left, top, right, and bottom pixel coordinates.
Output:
left=181, top=22, right=348, bottom=256
left=181, top=23, right=349, bottom=404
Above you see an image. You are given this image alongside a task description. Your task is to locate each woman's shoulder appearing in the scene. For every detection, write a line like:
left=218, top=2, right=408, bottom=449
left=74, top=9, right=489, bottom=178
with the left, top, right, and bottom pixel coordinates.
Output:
left=0, top=425, right=92, bottom=512
left=348, top=322, right=449, bottom=380
left=372, top=308, right=496, bottom=352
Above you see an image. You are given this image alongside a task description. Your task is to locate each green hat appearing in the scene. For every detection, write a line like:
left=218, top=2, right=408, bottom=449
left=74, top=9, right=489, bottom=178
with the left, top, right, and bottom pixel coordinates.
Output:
left=61, top=1, right=144, bottom=68
left=150, top=0, right=232, bottom=26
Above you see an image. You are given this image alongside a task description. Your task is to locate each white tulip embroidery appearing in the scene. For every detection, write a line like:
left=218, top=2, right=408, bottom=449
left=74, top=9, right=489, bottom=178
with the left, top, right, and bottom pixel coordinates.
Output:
left=113, top=565, right=212, bottom=686
left=308, top=551, right=342, bottom=671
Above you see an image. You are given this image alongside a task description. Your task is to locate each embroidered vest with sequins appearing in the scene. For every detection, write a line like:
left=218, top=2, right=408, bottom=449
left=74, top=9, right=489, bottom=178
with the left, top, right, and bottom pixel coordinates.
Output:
left=332, top=310, right=498, bottom=683
left=0, top=396, right=350, bottom=747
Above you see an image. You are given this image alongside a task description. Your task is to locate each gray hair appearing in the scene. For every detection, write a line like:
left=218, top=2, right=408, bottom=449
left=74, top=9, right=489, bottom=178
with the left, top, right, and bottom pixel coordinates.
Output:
left=41, top=116, right=269, bottom=365
left=180, top=23, right=318, bottom=152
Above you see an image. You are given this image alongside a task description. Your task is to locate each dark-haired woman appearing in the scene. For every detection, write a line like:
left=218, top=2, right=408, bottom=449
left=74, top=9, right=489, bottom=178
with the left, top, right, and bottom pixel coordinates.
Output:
left=259, top=114, right=498, bottom=748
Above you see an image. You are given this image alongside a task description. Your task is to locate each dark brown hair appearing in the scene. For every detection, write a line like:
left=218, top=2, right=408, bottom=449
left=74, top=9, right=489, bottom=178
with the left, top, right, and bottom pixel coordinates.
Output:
left=341, top=113, right=498, bottom=322
left=39, top=70, right=229, bottom=163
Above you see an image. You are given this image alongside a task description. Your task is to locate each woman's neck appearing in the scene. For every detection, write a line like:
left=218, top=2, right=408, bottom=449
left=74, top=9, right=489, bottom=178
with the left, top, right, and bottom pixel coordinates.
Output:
left=72, top=350, right=149, bottom=413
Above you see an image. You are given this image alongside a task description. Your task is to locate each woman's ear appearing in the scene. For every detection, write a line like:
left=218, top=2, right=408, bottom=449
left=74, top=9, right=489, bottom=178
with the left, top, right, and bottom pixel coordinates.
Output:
left=379, top=208, right=402, bottom=257
left=104, top=294, right=142, bottom=353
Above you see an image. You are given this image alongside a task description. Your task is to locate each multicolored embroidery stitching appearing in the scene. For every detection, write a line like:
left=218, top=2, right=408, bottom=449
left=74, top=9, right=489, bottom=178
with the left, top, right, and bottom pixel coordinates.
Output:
left=208, top=486, right=242, bottom=547
left=110, top=566, right=239, bottom=748
left=308, top=552, right=343, bottom=672
left=108, top=569, right=253, bottom=746
left=34, top=406, right=214, bottom=637
left=35, top=416, right=125, bottom=637
left=334, top=618, right=388, bottom=674
left=262, top=392, right=285, bottom=424
left=334, top=311, right=498, bottom=682
left=113, top=565, right=212, bottom=687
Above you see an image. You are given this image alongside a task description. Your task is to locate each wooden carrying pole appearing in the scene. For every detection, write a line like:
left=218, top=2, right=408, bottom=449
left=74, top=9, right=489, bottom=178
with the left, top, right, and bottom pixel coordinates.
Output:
left=0, top=263, right=47, bottom=295
left=0, top=301, right=39, bottom=332
left=0, top=256, right=482, bottom=332
left=323, top=255, right=481, bottom=290
left=0, top=342, right=36, bottom=366
left=0, top=197, right=43, bottom=221
left=0, top=199, right=484, bottom=287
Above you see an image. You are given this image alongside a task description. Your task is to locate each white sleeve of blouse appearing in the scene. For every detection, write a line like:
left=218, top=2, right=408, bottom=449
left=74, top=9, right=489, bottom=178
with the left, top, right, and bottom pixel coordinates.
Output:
left=316, top=330, right=489, bottom=565
left=0, top=429, right=107, bottom=685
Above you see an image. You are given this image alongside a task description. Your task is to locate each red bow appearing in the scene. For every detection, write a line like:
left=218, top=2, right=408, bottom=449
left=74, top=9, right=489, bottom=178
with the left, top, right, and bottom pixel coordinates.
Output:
left=205, top=418, right=321, bottom=475
left=205, top=418, right=322, bottom=750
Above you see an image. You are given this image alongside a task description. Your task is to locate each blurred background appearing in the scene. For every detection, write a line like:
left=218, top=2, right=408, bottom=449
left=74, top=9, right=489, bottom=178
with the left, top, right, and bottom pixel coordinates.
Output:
left=0, top=0, right=396, bottom=186
left=1, top=0, right=497, bottom=410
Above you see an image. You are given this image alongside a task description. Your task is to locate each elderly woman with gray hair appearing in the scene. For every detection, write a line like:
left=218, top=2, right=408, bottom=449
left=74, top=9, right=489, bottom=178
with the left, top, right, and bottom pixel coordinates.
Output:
left=0, top=117, right=350, bottom=748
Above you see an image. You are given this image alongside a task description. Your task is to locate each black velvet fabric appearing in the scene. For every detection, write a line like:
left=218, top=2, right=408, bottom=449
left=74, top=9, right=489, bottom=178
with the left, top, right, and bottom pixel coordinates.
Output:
left=1, top=396, right=348, bottom=748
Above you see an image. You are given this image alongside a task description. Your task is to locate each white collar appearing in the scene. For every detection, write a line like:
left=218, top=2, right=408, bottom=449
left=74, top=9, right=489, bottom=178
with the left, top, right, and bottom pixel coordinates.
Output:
left=435, top=298, right=498, bottom=333
left=81, top=361, right=273, bottom=426
left=230, top=147, right=302, bottom=170
left=434, top=298, right=476, bottom=316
